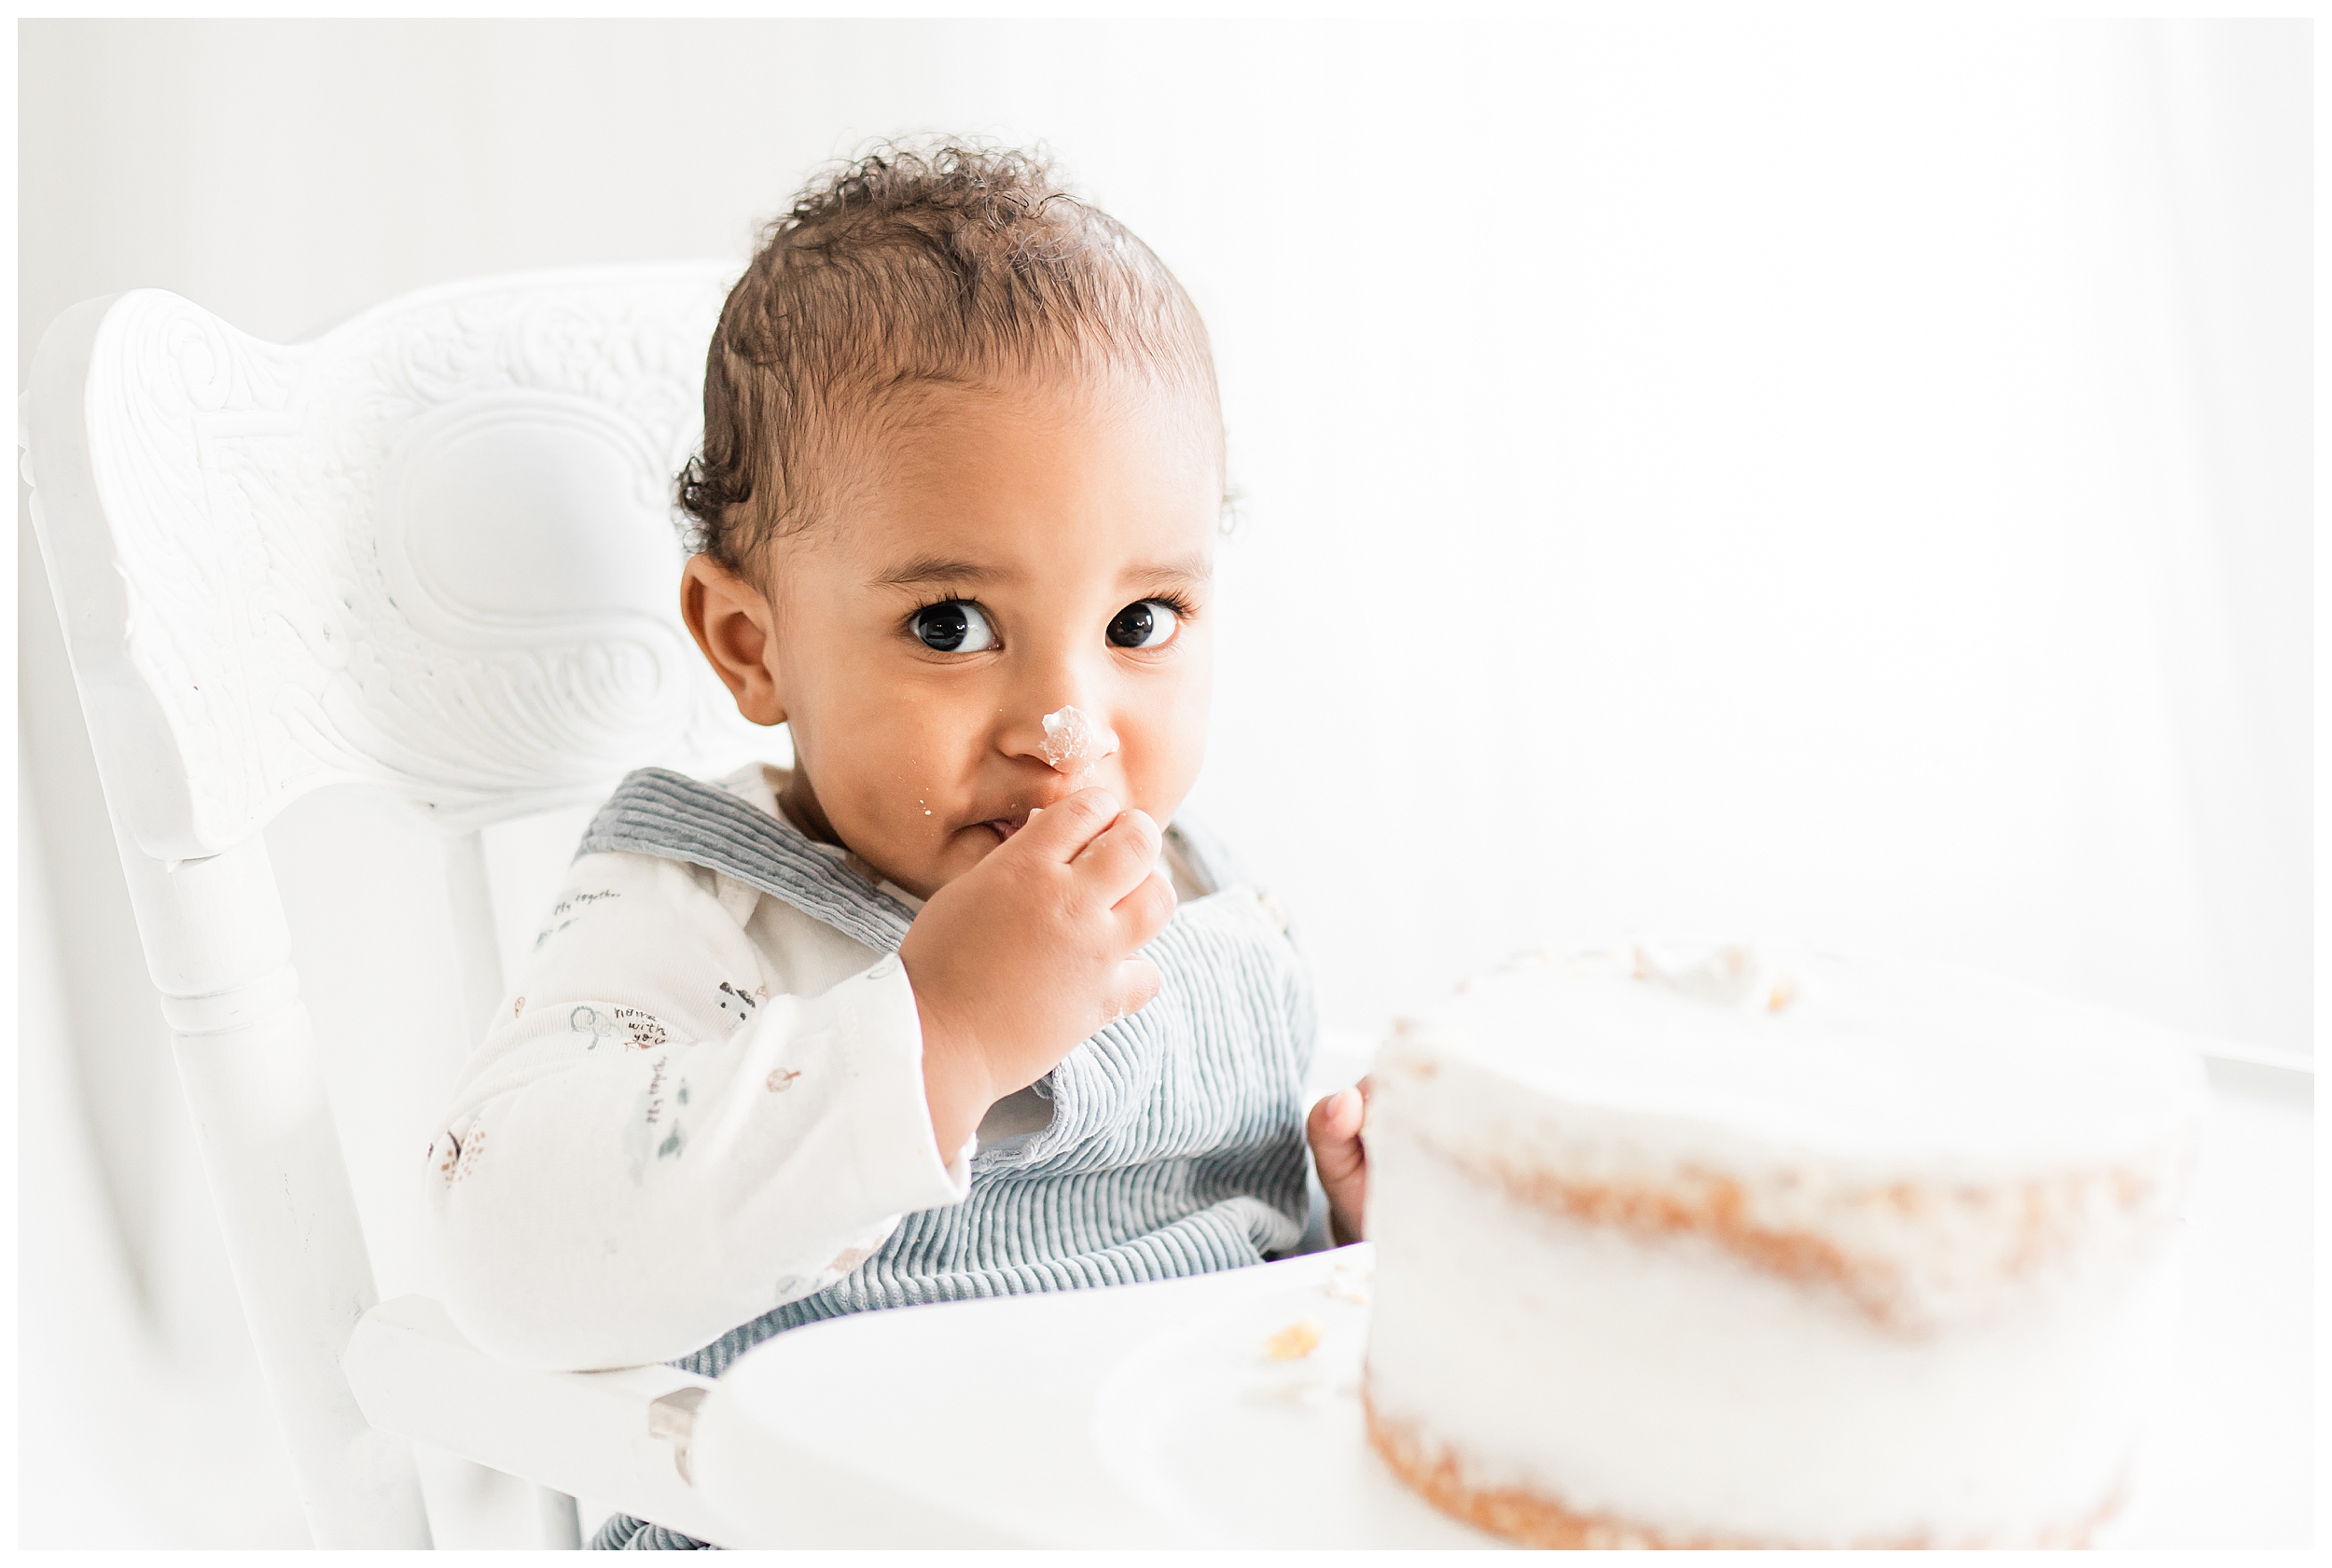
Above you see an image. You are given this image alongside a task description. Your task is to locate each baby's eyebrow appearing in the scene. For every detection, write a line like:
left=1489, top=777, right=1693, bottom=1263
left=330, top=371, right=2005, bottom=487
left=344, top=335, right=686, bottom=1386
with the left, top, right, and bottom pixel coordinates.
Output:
left=1125, top=553, right=1214, bottom=590
left=869, top=555, right=1000, bottom=591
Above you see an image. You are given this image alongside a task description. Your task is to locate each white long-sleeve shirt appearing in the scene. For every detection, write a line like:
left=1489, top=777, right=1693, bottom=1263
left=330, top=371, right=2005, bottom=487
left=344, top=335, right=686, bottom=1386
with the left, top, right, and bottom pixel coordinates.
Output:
left=424, top=764, right=985, bottom=1371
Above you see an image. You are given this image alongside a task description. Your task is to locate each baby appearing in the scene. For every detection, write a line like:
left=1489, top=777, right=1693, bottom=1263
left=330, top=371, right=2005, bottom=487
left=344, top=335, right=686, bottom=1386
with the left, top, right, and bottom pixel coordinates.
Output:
left=423, top=143, right=1370, bottom=1528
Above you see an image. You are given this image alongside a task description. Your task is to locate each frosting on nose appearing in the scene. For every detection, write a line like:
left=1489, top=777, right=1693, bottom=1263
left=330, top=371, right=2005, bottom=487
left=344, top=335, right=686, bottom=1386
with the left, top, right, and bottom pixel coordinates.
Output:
left=1038, top=705, right=1114, bottom=772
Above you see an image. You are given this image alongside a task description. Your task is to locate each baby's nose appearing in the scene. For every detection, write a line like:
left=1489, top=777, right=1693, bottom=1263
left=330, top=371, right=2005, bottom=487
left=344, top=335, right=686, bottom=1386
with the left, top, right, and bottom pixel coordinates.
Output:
left=1035, top=704, right=1117, bottom=774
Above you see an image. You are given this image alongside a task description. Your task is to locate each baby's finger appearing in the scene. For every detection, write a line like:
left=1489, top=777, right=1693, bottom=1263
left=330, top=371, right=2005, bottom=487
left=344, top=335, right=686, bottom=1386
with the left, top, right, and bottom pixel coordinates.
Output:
left=1112, top=867, right=1177, bottom=947
left=1012, top=787, right=1120, bottom=864
left=1074, top=807, right=1163, bottom=900
left=1307, top=1085, right=1358, bottom=1140
left=1099, top=953, right=1162, bottom=1029
left=1308, top=1089, right=1367, bottom=1184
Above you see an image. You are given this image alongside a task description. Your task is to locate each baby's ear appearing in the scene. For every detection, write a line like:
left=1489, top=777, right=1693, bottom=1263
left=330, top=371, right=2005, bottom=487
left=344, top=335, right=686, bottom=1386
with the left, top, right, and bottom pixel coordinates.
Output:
left=679, top=554, right=786, bottom=727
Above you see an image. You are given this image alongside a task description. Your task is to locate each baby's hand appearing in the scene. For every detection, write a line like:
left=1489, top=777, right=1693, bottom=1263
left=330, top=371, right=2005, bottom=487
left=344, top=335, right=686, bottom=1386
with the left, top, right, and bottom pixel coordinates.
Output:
left=900, top=787, right=1176, bottom=1159
left=1306, top=1077, right=1372, bottom=1244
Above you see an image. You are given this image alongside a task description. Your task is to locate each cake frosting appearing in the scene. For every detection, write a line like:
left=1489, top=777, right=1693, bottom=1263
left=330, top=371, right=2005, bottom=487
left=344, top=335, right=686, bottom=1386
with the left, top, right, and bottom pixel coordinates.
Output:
left=1039, top=704, right=1105, bottom=772
left=1361, top=943, right=2207, bottom=1548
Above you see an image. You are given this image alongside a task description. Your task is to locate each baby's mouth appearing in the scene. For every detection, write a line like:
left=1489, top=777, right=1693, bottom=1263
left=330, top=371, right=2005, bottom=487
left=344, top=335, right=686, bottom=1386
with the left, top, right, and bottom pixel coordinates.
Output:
left=981, top=812, right=1031, bottom=842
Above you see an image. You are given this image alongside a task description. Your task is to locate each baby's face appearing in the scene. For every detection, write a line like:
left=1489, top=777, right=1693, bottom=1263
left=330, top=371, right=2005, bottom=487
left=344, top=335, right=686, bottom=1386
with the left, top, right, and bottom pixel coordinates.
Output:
left=686, top=377, right=1221, bottom=900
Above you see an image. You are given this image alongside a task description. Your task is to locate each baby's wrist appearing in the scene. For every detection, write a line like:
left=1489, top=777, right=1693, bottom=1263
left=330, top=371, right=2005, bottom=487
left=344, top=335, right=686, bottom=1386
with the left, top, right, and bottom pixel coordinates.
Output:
left=913, top=996, right=996, bottom=1158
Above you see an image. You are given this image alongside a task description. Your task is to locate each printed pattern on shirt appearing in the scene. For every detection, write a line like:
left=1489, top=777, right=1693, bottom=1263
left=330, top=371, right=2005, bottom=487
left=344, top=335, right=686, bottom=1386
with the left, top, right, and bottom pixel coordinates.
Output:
left=715, top=981, right=764, bottom=1028
left=534, top=886, right=623, bottom=950
left=623, top=1055, right=697, bottom=1184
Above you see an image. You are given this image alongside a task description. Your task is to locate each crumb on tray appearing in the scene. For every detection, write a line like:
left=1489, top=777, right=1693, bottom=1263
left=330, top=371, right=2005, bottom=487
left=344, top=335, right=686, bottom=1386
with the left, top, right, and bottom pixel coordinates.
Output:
left=1265, top=1317, right=1323, bottom=1361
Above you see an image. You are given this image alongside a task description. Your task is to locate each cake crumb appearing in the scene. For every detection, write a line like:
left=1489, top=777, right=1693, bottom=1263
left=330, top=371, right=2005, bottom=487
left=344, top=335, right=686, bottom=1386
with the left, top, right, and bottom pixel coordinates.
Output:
left=1264, top=1317, right=1323, bottom=1361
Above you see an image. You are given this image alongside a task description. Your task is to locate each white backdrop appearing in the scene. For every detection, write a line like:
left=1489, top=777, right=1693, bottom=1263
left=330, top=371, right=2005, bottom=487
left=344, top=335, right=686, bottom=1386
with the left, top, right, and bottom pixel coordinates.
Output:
left=16, top=18, right=2310, bottom=1547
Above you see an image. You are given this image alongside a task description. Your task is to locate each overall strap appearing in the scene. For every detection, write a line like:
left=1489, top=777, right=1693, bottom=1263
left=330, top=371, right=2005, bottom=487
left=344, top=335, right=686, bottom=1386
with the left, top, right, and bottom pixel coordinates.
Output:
left=574, top=768, right=919, bottom=953
left=1160, top=810, right=1243, bottom=897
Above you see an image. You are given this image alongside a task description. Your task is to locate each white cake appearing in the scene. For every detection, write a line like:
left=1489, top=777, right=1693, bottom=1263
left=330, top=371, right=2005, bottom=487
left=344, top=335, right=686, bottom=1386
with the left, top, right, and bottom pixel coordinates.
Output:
left=1362, top=943, right=2207, bottom=1549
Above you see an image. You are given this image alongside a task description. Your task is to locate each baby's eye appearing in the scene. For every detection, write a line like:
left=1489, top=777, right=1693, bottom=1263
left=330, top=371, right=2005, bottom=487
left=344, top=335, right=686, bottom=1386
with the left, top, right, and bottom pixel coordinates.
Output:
left=909, top=601, right=997, bottom=653
left=1107, top=600, right=1180, bottom=650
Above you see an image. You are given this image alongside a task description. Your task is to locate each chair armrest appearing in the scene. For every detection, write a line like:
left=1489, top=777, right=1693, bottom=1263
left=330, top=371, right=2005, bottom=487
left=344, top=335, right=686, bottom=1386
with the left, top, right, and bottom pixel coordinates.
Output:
left=344, top=1295, right=733, bottom=1544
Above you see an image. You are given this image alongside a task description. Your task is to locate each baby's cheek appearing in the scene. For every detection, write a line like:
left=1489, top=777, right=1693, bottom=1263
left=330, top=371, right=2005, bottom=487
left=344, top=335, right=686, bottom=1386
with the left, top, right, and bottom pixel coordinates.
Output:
left=1118, top=731, right=1207, bottom=832
left=816, top=784, right=951, bottom=895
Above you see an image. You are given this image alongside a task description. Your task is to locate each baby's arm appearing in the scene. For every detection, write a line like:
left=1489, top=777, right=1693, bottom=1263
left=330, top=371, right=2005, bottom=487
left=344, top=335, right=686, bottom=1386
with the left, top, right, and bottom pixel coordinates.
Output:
left=423, top=853, right=966, bottom=1371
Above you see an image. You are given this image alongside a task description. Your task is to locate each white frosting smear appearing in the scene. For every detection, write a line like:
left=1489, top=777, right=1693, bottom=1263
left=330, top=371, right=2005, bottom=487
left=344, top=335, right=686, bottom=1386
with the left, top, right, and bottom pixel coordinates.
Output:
left=1039, top=704, right=1108, bottom=772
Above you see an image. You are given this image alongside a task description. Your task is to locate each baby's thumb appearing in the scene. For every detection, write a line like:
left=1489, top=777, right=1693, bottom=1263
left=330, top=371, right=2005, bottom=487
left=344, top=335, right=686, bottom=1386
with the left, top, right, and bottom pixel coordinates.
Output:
left=1308, top=1090, right=1367, bottom=1178
left=1100, top=955, right=1161, bottom=1030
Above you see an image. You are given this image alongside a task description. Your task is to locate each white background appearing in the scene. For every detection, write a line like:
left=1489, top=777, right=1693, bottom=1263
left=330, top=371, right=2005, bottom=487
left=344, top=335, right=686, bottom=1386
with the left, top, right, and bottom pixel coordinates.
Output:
left=16, top=18, right=2310, bottom=1547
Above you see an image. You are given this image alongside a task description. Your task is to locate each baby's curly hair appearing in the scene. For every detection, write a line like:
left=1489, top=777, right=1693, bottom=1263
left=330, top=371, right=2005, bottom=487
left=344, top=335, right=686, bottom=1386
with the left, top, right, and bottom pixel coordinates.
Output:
left=679, top=140, right=1220, bottom=574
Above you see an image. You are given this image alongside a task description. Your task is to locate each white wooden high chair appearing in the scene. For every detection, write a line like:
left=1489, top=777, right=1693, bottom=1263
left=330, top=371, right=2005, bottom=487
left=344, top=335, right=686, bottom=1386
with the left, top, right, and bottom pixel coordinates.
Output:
left=22, top=264, right=770, bottom=1547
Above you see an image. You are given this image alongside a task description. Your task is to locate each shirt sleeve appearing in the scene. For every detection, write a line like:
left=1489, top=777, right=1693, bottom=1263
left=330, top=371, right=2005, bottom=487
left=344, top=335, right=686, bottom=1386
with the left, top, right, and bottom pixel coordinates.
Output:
left=422, top=851, right=971, bottom=1371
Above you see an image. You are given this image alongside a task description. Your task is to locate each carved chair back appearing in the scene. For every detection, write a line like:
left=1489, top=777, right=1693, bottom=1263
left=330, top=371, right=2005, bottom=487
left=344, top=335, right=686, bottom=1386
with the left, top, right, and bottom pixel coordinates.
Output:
left=32, top=263, right=757, bottom=854
left=23, top=264, right=757, bottom=1545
